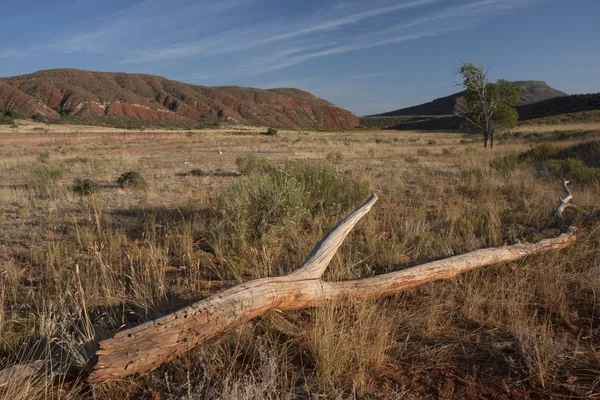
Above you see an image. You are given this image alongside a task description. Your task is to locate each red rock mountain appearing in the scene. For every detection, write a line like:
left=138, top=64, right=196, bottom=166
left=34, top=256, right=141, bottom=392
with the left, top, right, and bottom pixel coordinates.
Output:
left=0, top=69, right=359, bottom=129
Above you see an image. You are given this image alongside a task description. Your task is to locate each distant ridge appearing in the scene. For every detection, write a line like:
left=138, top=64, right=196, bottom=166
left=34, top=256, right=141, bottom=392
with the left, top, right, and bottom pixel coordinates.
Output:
left=0, top=69, right=359, bottom=129
left=371, top=81, right=566, bottom=117
left=516, top=92, right=600, bottom=120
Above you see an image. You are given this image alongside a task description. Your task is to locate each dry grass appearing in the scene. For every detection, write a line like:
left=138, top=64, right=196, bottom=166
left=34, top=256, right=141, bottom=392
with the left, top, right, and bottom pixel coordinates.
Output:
left=1, top=123, right=599, bottom=398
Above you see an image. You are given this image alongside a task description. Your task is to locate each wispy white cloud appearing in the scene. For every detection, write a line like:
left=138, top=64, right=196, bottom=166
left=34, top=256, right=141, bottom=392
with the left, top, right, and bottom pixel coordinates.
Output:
left=175, top=0, right=539, bottom=80
left=255, top=0, right=442, bottom=45
left=207, top=0, right=257, bottom=12
left=0, top=0, right=540, bottom=81
left=122, top=0, right=440, bottom=63
left=0, top=48, right=29, bottom=58
left=43, top=21, right=137, bottom=54
left=342, top=72, right=392, bottom=81
left=0, top=0, right=256, bottom=59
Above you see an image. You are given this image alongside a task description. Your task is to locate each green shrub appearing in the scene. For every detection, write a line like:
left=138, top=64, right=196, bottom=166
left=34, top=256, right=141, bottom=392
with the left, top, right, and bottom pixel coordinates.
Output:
left=216, top=162, right=369, bottom=245
left=28, top=165, right=64, bottom=191
left=31, top=113, right=45, bottom=122
left=518, top=143, right=561, bottom=164
left=4, top=109, right=22, bottom=118
left=405, top=155, right=419, bottom=164
left=417, top=148, right=430, bottom=156
left=235, top=154, right=269, bottom=175
left=116, top=170, right=147, bottom=189
left=216, top=171, right=308, bottom=245
left=71, top=178, right=99, bottom=195
left=0, top=115, right=14, bottom=125
left=546, top=158, right=600, bottom=184
left=263, top=127, right=278, bottom=136
left=428, top=140, right=437, bottom=145
left=508, top=141, right=600, bottom=185
left=556, top=140, right=600, bottom=168
left=283, top=162, right=369, bottom=215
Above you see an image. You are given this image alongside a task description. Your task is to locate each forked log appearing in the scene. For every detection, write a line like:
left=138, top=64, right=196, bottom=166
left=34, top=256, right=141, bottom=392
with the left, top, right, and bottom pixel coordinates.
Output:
left=88, top=183, right=579, bottom=383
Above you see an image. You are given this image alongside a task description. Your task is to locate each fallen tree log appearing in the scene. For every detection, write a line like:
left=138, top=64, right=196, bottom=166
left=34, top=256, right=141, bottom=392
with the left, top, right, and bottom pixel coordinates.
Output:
left=88, top=182, right=579, bottom=383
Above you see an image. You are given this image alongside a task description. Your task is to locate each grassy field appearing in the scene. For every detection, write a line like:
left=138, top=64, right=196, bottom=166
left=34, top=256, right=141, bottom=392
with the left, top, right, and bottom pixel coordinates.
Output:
left=1, top=122, right=600, bottom=399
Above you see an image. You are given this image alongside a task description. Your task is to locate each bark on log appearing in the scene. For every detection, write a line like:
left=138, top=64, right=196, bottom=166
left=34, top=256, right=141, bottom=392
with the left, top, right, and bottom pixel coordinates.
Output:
left=88, top=189, right=579, bottom=383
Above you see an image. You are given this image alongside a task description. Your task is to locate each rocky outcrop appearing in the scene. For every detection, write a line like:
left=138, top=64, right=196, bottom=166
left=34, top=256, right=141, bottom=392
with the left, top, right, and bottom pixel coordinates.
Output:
left=0, top=69, right=359, bottom=129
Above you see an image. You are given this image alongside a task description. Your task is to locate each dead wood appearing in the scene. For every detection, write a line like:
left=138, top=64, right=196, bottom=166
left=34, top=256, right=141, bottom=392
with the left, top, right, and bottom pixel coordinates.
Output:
left=88, top=185, right=580, bottom=383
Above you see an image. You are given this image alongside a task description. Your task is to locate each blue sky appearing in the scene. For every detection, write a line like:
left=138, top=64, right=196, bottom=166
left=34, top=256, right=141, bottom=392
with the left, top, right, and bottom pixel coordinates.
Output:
left=1, top=0, right=598, bottom=115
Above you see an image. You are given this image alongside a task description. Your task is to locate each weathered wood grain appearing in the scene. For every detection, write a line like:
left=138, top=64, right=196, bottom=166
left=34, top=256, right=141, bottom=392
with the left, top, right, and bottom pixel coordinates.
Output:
left=88, top=190, right=578, bottom=383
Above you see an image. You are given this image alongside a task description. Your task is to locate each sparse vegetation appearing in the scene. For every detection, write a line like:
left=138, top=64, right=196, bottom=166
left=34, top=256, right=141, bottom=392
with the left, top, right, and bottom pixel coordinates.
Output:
left=3, top=109, right=23, bottom=118
left=263, top=127, right=278, bottom=136
left=0, top=115, right=14, bottom=125
left=71, top=178, right=99, bottom=195
left=31, top=113, right=45, bottom=122
left=325, top=151, right=344, bottom=163
left=235, top=154, right=269, bottom=175
left=1, top=125, right=600, bottom=399
left=490, top=141, right=600, bottom=184
left=27, top=164, right=64, bottom=192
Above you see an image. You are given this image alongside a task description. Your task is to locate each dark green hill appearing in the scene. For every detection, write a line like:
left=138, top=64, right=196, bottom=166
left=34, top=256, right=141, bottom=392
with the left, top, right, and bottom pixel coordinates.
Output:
left=371, top=81, right=566, bottom=117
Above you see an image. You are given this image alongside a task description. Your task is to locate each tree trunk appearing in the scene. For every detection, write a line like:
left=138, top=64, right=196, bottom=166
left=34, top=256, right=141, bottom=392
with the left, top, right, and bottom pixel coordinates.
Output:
left=88, top=186, right=579, bottom=383
left=490, top=131, right=494, bottom=149
left=483, top=132, right=490, bottom=148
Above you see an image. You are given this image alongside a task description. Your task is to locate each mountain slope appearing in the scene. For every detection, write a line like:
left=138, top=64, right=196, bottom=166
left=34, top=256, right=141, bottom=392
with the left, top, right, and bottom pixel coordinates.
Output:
left=516, top=93, right=600, bottom=121
left=372, top=81, right=566, bottom=117
left=0, top=69, right=359, bottom=129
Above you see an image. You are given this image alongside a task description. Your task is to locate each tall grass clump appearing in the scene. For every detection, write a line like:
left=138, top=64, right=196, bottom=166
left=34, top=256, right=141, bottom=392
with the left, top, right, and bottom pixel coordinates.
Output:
left=308, top=301, right=396, bottom=394
left=235, top=154, right=269, bottom=175
left=27, top=153, right=64, bottom=193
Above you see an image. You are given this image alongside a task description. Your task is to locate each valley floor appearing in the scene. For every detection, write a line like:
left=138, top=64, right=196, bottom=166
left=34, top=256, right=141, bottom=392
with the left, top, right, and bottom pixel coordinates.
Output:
left=1, top=123, right=600, bottom=399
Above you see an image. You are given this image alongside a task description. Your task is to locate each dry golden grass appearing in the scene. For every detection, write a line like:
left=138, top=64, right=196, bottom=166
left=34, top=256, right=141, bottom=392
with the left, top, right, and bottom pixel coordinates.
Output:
left=1, top=123, right=599, bottom=399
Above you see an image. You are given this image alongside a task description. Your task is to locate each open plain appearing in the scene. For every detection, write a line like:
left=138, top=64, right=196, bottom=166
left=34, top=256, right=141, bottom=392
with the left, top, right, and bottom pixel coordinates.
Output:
left=1, top=121, right=600, bottom=399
